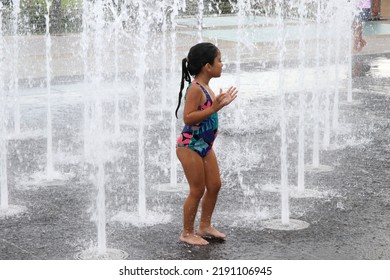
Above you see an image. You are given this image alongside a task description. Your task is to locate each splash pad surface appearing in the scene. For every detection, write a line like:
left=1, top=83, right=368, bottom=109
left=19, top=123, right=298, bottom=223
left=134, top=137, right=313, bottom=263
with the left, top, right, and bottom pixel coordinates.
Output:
left=1, top=1, right=390, bottom=260
left=0, top=52, right=389, bottom=259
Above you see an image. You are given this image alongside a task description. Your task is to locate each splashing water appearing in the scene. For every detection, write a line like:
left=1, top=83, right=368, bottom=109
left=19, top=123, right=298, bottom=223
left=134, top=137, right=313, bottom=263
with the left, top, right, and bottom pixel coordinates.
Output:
left=0, top=0, right=358, bottom=254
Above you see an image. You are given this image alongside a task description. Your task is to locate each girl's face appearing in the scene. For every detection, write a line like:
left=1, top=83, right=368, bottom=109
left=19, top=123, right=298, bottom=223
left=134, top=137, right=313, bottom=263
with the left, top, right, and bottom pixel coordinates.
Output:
left=210, top=50, right=223, bottom=78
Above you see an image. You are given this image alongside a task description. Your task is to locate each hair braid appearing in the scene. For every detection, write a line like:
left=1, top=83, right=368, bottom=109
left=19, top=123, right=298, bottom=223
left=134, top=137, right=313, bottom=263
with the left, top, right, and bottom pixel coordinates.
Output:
left=175, top=58, right=191, bottom=118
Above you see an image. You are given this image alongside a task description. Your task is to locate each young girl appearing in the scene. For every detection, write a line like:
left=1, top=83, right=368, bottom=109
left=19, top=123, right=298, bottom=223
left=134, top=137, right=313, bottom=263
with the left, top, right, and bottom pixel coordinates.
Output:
left=175, top=42, right=238, bottom=245
left=353, top=0, right=370, bottom=52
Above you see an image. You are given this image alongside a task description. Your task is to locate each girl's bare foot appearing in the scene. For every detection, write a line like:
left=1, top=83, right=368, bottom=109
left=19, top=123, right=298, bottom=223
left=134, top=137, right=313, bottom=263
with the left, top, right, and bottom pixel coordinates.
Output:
left=197, top=226, right=226, bottom=239
left=180, top=232, right=209, bottom=245
left=360, top=39, right=367, bottom=49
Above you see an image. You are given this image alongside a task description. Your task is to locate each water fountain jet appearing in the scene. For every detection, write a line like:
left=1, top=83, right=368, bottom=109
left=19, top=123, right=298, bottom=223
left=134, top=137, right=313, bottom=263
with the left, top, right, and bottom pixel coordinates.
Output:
left=0, top=0, right=361, bottom=253
left=0, top=1, right=27, bottom=218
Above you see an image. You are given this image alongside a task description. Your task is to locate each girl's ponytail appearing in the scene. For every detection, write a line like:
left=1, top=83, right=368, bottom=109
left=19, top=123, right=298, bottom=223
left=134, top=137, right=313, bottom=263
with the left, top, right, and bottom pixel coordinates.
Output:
left=175, top=57, right=191, bottom=118
left=175, top=43, right=218, bottom=118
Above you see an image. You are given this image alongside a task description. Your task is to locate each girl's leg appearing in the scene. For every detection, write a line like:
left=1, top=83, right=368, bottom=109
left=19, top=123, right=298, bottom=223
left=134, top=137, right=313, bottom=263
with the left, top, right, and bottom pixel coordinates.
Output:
left=359, top=23, right=366, bottom=49
left=356, top=22, right=365, bottom=51
left=198, top=149, right=226, bottom=239
left=352, top=19, right=364, bottom=52
left=176, top=147, right=209, bottom=245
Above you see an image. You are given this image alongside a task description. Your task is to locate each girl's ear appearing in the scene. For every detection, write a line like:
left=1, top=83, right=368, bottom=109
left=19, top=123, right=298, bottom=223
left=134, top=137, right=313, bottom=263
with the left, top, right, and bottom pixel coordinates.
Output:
left=204, top=62, right=212, bottom=72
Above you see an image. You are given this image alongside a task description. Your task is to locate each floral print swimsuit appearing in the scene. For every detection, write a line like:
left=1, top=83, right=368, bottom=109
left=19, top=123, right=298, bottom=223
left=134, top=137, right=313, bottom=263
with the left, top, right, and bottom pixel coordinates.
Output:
left=176, top=82, right=218, bottom=158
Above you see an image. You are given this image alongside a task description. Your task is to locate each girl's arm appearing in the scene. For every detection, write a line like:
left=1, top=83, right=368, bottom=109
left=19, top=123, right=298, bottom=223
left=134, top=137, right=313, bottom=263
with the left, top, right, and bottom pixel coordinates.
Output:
left=182, top=86, right=215, bottom=125
left=182, top=85, right=238, bottom=125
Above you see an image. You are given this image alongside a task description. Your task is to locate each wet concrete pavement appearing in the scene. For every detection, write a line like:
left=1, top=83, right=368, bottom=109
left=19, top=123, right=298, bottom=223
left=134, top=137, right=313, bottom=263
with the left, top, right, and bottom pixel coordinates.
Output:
left=0, top=16, right=390, bottom=260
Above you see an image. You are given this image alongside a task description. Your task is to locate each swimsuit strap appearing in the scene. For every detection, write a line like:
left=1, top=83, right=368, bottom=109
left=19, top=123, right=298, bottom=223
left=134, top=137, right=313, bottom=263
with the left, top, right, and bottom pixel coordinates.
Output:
left=184, top=82, right=212, bottom=105
left=194, top=82, right=212, bottom=103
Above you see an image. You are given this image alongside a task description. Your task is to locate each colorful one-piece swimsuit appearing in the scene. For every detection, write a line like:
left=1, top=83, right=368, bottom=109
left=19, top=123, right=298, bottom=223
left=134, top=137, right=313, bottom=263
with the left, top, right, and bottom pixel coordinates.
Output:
left=176, top=82, right=218, bottom=158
